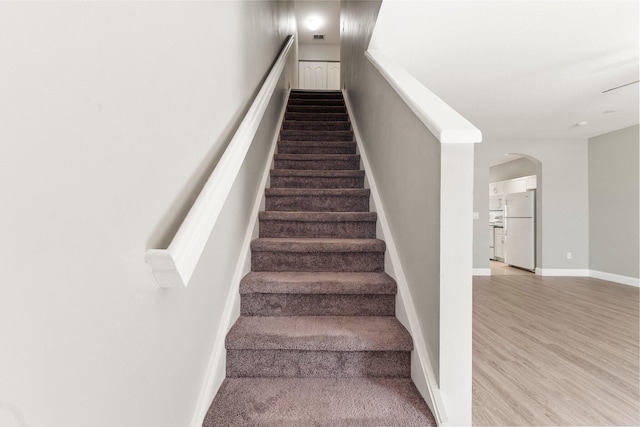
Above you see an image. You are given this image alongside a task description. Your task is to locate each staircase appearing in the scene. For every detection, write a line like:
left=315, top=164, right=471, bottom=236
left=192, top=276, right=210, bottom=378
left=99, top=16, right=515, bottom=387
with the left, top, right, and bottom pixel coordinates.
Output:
left=203, top=90, right=435, bottom=427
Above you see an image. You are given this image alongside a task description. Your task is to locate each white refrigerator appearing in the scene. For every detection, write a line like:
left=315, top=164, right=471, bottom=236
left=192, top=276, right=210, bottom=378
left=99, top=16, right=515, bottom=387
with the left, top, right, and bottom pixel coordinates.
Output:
left=504, top=190, right=535, bottom=271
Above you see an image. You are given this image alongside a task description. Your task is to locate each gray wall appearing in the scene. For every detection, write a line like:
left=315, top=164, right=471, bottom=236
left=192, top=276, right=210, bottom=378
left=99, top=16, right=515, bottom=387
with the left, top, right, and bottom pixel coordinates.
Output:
left=589, top=125, right=640, bottom=278
left=298, top=44, right=340, bottom=61
left=490, top=157, right=537, bottom=182
left=474, top=138, right=589, bottom=272
left=341, top=0, right=442, bottom=378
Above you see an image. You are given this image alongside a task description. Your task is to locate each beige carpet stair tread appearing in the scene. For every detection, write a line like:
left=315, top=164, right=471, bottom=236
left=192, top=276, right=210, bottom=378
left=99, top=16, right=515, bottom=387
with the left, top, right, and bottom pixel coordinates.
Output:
left=203, top=377, right=436, bottom=427
left=239, top=271, right=396, bottom=295
left=225, top=316, right=413, bottom=351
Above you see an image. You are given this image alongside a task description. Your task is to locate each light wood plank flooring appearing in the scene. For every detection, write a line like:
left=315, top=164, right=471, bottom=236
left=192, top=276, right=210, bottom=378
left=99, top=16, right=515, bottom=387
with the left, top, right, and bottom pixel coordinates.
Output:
left=473, top=275, right=639, bottom=426
left=490, top=260, right=534, bottom=276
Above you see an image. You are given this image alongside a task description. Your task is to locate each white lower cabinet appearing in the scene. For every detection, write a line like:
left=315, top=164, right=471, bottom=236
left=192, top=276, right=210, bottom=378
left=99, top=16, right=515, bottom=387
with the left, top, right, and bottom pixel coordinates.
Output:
left=494, top=228, right=505, bottom=261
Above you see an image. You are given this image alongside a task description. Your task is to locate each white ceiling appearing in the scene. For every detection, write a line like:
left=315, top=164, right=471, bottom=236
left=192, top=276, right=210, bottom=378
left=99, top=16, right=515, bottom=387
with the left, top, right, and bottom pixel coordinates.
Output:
left=369, top=0, right=640, bottom=141
left=490, top=154, right=523, bottom=167
left=294, top=0, right=341, bottom=45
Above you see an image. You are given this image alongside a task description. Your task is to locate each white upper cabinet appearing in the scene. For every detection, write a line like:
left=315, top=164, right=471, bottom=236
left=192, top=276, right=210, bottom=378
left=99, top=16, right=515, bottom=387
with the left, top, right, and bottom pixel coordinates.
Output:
left=506, top=177, right=527, bottom=194
left=526, top=174, right=537, bottom=190
left=489, top=181, right=506, bottom=196
left=490, top=175, right=536, bottom=196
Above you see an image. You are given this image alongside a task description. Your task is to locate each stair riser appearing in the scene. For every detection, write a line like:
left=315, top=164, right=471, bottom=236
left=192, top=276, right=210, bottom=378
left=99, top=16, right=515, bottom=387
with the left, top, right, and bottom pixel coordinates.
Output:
left=288, top=99, right=344, bottom=106
left=227, top=350, right=410, bottom=378
left=285, top=113, right=349, bottom=122
left=251, top=251, right=384, bottom=272
left=283, top=122, right=351, bottom=131
left=259, top=220, right=375, bottom=238
left=241, top=293, right=394, bottom=316
left=265, top=195, right=369, bottom=212
left=280, top=130, right=353, bottom=141
left=277, top=143, right=356, bottom=155
left=287, top=106, right=346, bottom=114
left=274, top=158, right=360, bottom=170
left=270, top=175, right=364, bottom=189
left=289, top=93, right=344, bottom=100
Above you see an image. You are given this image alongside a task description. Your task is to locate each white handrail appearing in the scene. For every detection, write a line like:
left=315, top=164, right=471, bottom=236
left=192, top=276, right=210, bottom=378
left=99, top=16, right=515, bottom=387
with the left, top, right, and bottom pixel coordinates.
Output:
left=365, top=49, right=482, bottom=144
left=145, top=35, right=295, bottom=288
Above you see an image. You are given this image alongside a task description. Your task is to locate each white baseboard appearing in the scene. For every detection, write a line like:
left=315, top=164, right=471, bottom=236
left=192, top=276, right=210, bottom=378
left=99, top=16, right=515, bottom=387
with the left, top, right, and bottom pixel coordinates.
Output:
left=343, top=89, right=448, bottom=426
left=535, top=268, right=589, bottom=276
left=472, top=268, right=491, bottom=276
left=188, top=90, right=289, bottom=427
left=589, top=270, right=640, bottom=287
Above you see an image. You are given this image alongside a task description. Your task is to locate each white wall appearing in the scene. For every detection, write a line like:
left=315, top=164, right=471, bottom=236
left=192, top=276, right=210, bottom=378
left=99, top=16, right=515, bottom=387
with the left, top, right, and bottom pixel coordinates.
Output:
left=0, top=2, right=295, bottom=427
left=474, top=139, right=589, bottom=272
left=298, top=43, right=340, bottom=61
left=589, top=125, right=639, bottom=279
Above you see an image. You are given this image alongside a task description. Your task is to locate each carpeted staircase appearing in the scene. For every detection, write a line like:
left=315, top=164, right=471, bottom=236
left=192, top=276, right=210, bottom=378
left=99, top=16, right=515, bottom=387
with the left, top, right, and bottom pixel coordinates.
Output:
left=203, top=90, right=436, bottom=427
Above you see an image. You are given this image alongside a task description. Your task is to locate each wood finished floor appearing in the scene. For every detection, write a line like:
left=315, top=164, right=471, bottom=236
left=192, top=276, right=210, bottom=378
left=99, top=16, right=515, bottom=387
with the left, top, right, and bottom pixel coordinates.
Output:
left=473, top=274, right=639, bottom=426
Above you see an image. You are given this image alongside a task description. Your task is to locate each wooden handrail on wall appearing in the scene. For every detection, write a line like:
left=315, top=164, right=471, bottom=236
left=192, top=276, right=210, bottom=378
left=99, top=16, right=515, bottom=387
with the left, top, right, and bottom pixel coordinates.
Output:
left=145, top=35, right=295, bottom=288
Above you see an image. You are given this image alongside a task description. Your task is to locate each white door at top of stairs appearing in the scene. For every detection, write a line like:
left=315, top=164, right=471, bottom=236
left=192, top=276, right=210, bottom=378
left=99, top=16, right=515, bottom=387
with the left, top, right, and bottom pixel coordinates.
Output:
left=299, top=61, right=340, bottom=90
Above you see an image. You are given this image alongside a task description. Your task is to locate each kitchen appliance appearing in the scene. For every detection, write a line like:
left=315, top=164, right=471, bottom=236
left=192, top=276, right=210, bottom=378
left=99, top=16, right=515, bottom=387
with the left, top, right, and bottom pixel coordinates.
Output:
left=489, top=225, right=495, bottom=260
left=504, top=190, right=535, bottom=271
left=489, top=210, right=504, bottom=226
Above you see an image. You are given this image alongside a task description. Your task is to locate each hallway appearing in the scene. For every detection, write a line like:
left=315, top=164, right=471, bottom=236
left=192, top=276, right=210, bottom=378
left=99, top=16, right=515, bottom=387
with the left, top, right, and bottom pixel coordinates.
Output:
left=473, top=275, right=639, bottom=425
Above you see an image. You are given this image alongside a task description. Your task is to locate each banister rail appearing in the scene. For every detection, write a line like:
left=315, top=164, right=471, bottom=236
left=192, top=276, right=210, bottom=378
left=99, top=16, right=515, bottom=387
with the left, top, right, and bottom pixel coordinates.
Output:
left=365, top=49, right=482, bottom=144
left=145, top=35, right=295, bottom=288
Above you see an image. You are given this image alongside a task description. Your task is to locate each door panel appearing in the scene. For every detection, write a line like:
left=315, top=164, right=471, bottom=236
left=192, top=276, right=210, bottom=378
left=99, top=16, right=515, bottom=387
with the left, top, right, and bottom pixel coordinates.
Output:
left=299, top=61, right=327, bottom=90
left=327, top=62, right=341, bottom=90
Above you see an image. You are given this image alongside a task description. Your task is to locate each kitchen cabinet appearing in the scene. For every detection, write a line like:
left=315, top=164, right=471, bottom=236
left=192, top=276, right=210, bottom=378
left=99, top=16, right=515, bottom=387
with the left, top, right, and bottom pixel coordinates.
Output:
left=526, top=175, right=537, bottom=190
left=489, top=226, right=495, bottom=259
left=506, top=177, right=527, bottom=194
left=489, top=196, right=504, bottom=210
left=489, top=175, right=537, bottom=197
left=494, top=227, right=505, bottom=261
left=489, top=181, right=506, bottom=196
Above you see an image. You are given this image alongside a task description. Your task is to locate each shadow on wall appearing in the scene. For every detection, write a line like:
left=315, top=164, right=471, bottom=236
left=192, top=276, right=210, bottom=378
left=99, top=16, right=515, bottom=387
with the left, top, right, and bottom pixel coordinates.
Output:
left=489, top=153, right=542, bottom=271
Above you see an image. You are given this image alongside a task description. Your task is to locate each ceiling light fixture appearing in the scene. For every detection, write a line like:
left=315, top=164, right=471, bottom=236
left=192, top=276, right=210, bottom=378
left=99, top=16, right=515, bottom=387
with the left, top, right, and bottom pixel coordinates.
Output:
left=307, top=18, right=321, bottom=31
left=576, top=121, right=588, bottom=127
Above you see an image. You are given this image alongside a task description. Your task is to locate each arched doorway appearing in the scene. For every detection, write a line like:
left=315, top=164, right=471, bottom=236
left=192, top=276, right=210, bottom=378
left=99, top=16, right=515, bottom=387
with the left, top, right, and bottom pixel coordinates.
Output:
left=488, top=154, right=542, bottom=275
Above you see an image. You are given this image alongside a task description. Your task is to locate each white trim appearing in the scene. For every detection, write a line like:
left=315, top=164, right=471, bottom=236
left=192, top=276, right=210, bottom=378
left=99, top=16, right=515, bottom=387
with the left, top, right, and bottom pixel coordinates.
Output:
left=472, top=268, right=491, bottom=276
left=365, top=50, right=482, bottom=145
left=534, top=267, right=639, bottom=287
left=344, top=89, right=448, bottom=426
left=145, top=35, right=294, bottom=288
left=535, top=268, right=589, bottom=276
left=589, top=270, right=640, bottom=287
left=188, top=90, right=290, bottom=427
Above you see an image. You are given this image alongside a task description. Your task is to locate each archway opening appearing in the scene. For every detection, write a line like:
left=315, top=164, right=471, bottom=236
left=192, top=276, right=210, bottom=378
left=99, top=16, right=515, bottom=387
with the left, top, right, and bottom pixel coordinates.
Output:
left=488, top=154, right=542, bottom=275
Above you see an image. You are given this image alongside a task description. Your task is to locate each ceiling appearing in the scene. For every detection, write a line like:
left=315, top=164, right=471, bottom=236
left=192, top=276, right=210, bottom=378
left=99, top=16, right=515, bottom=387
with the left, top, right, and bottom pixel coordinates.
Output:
left=490, top=154, right=523, bottom=167
left=293, top=1, right=638, bottom=141
left=294, top=0, right=340, bottom=45
left=368, top=0, right=639, bottom=141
